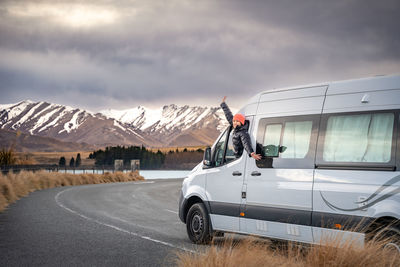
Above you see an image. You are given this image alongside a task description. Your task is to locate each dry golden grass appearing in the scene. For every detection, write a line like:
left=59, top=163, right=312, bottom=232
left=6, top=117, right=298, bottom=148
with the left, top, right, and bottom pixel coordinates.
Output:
left=15, top=153, right=38, bottom=165
left=176, top=235, right=400, bottom=267
left=15, top=151, right=94, bottom=165
left=0, top=170, right=144, bottom=212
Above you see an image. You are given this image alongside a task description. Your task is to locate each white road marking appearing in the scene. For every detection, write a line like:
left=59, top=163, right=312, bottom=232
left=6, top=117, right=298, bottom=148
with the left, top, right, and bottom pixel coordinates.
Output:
left=55, top=188, right=195, bottom=253
left=165, top=209, right=178, bottom=214
left=132, top=194, right=136, bottom=198
left=134, top=181, right=155, bottom=184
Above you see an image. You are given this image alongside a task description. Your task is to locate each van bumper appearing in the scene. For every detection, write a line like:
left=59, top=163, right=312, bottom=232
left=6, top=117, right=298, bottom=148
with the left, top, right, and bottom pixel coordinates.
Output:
left=178, top=191, right=187, bottom=223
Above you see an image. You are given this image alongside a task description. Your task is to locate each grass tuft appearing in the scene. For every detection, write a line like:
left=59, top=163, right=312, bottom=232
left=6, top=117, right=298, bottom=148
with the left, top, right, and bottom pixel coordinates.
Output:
left=0, top=170, right=144, bottom=212
left=176, top=235, right=400, bottom=267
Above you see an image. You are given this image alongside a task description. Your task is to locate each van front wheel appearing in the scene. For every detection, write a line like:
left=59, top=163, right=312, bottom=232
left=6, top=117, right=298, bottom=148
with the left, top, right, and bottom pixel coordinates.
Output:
left=186, top=203, right=212, bottom=244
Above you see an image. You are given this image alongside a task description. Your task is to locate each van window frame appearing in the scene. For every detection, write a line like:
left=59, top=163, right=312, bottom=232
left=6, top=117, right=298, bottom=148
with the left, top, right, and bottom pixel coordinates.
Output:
left=255, top=114, right=320, bottom=169
left=211, top=128, right=229, bottom=167
left=210, top=120, right=254, bottom=168
left=397, top=112, right=400, bottom=171
left=315, top=109, right=398, bottom=171
left=210, top=126, right=240, bottom=168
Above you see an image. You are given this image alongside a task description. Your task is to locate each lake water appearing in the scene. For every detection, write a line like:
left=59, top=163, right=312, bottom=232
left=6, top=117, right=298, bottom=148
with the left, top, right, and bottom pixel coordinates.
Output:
left=57, top=169, right=191, bottom=180
left=139, top=170, right=190, bottom=180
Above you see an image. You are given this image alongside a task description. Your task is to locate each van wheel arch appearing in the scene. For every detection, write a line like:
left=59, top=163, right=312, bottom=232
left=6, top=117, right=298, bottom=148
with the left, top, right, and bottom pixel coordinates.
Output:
left=367, top=216, right=400, bottom=234
left=184, top=196, right=216, bottom=240
left=184, top=196, right=206, bottom=224
left=366, top=216, right=400, bottom=251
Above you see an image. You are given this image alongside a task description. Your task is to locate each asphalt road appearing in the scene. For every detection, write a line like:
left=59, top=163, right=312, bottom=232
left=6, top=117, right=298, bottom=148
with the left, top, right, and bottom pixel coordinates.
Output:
left=0, top=178, right=201, bottom=267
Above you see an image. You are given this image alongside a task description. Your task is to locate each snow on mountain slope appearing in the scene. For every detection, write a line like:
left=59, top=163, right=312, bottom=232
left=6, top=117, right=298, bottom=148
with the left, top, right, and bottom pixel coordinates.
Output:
left=1, top=100, right=231, bottom=147
left=100, top=104, right=230, bottom=133
left=0, top=101, right=149, bottom=147
left=100, top=106, right=163, bottom=130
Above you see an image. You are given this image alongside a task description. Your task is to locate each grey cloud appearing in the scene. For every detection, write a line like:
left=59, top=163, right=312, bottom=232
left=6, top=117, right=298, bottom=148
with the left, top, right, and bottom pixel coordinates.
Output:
left=1, top=0, right=400, bottom=111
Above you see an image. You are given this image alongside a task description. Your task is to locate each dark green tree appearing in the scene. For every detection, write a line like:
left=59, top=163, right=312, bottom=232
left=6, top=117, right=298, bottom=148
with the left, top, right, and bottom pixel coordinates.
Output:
left=69, top=157, right=75, bottom=167
left=75, top=153, right=81, bottom=167
left=59, top=156, right=66, bottom=166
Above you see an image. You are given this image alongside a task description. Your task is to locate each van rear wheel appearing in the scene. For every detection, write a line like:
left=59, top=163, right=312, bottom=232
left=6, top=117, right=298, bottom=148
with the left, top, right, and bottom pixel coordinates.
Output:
left=372, top=226, right=400, bottom=253
left=186, top=203, right=212, bottom=244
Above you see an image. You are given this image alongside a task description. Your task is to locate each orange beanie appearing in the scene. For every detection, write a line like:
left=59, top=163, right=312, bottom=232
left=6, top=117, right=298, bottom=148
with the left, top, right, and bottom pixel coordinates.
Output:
left=233, top=113, right=245, bottom=125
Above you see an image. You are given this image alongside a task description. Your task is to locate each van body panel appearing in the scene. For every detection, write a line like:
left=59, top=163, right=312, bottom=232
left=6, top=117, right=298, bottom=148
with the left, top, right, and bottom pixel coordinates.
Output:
left=257, top=85, right=327, bottom=117
left=205, top=140, right=247, bottom=232
left=312, top=170, right=400, bottom=222
left=257, top=97, right=325, bottom=117
left=312, top=227, right=365, bottom=247
left=326, top=75, right=400, bottom=95
left=209, top=214, right=240, bottom=232
left=238, top=103, right=258, bottom=116
left=323, top=89, right=400, bottom=113
left=241, top=218, right=315, bottom=243
left=370, top=199, right=400, bottom=220
left=244, top=133, right=315, bottom=243
left=260, top=85, right=327, bottom=102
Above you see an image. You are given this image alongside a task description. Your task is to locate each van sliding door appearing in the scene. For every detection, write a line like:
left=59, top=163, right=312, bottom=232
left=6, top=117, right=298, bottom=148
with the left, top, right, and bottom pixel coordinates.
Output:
left=243, top=114, right=320, bottom=243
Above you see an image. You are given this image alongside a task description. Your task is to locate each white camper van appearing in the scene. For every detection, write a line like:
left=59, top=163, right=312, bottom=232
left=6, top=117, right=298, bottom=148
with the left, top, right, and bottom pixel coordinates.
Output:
left=178, top=75, right=400, bottom=248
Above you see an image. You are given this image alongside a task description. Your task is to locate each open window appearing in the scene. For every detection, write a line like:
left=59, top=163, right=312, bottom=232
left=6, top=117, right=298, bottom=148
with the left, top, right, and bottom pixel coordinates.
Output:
left=211, top=122, right=249, bottom=167
left=256, top=115, right=319, bottom=169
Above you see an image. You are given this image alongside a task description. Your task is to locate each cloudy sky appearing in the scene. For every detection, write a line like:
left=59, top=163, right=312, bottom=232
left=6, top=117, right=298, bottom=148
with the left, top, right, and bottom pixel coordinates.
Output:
left=1, top=0, right=399, bottom=111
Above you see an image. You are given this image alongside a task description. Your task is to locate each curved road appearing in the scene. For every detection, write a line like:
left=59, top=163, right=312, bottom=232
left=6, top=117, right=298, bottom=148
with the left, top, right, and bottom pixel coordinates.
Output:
left=0, top=179, right=201, bottom=266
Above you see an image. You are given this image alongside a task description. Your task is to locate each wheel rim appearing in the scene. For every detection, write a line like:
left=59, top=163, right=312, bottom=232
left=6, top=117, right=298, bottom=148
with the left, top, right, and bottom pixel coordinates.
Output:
left=384, top=242, right=400, bottom=253
left=191, top=212, right=203, bottom=236
left=372, top=227, right=400, bottom=253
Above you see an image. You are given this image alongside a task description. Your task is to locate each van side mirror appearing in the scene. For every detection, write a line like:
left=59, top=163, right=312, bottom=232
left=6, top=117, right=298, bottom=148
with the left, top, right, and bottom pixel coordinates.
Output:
left=203, top=147, right=212, bottom=167
left=279, top=146, right=287, bottom=153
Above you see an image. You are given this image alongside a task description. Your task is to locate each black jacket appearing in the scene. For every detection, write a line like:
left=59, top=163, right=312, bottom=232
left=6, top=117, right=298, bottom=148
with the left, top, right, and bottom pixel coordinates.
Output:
left=220, top=102, right=254, bottom=158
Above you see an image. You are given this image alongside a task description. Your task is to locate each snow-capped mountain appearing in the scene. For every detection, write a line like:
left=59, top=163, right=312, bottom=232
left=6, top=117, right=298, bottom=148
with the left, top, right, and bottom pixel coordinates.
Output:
left=101, top=104, right=230, bottom=146
left=101, top=104, right=229, bottom=132
left=0, top=100, right=150, bottom=147
left=0, top=100, right=230, bottom=148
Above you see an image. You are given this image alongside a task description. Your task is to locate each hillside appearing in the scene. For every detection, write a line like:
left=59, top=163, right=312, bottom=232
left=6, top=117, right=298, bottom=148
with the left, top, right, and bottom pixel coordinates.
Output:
left=0, top=128, right=95, bottom=152
left=1, top=100, right=229, bottom=147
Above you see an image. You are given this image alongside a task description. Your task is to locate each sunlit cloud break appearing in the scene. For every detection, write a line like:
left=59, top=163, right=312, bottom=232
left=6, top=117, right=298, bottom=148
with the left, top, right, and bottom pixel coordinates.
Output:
left=7, top=3, right=118, bottom=28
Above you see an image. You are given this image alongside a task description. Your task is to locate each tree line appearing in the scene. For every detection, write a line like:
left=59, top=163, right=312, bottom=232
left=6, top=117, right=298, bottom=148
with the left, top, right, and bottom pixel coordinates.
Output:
left=59, top=153, right=81, bottom=167
left=89, top=146, right=204, bottom=170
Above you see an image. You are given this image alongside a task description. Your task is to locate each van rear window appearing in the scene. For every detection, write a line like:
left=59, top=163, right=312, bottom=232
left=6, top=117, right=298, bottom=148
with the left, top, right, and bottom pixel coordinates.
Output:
left=323, top=113, right=394, bottom=163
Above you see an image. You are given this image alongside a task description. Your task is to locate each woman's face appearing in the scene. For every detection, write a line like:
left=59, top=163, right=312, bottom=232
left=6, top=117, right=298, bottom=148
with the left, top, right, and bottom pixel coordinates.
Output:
left=233, top=119, right=242, bottom=129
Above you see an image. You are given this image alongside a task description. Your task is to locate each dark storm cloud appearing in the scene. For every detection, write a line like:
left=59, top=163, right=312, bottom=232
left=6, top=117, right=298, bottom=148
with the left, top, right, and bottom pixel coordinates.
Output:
left=0, top=0, right=399, bottom=110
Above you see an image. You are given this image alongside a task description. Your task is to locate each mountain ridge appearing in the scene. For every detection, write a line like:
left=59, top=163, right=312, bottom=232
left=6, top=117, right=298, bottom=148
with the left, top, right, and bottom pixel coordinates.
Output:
left=0, top=100, right=229, bottom=148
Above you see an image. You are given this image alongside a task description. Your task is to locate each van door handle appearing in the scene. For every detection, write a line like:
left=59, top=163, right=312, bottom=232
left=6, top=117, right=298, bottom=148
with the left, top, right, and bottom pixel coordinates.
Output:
left=232, top=171, right=242, bottom=176
left=251, top=171, right=261, bottom=176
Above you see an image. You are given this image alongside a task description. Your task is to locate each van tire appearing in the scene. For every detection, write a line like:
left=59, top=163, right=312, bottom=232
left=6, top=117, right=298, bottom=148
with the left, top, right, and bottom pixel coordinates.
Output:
left=371, top=226, right=400, bottom=252
left=186, top=203, right=212, bottom=244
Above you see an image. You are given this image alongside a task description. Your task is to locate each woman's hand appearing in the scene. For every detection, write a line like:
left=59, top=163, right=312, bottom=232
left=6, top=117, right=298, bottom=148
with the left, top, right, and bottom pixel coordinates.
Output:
left=251, top=152, right=262, bottom=161
left=222, top=96, right=227, bottom=103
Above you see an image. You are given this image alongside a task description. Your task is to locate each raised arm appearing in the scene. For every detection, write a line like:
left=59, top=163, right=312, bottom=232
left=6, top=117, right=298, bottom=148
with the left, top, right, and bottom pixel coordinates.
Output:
left=240, top=131, right=262, bottom=160
left=220, top=96, right=233, bottom=125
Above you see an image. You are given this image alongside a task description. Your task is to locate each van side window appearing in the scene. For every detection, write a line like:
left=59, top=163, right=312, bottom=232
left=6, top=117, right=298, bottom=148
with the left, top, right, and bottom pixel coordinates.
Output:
left=318, top=111, right=396, bottom=168
left=262, top=124, right=282, bottom=157
left=256, top=115, right=319, bottom=169
left=212, top=126, right=243, bottom=167
left=225, top=131, right=236, bottom=164
left=281, top=121, right=313, bottom=159
left=214, top=129, right=228, bottom=167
